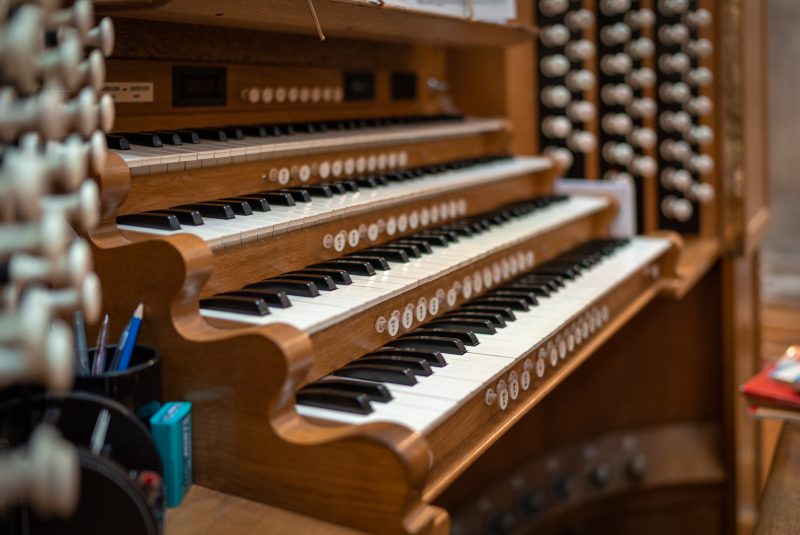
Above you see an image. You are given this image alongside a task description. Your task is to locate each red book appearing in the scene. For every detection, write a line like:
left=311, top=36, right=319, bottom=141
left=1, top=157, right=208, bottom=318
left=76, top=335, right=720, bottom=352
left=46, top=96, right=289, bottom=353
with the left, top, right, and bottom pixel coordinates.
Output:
left=740, top=364, right=800, bottom=411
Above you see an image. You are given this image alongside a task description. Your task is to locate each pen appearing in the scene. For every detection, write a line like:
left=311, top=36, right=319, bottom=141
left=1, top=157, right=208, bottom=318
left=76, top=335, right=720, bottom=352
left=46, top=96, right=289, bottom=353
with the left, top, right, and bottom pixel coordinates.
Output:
left=92, top=314, right=110, bottom=375
left=72, top=310, right=89, bottom=375
left=111, top=303, right=144, bottom=371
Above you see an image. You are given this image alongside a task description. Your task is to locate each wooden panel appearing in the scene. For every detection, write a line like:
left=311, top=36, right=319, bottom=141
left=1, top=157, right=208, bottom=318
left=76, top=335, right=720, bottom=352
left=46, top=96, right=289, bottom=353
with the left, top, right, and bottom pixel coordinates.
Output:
left=754, top=423, right=800, bottom=534
left=96, top=0, right=534, bottom=47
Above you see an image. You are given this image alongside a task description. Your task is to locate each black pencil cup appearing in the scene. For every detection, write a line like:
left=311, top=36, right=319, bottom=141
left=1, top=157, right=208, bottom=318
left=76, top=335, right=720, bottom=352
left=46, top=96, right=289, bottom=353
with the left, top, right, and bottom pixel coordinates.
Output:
left=75, top=345, right=162, bottom=423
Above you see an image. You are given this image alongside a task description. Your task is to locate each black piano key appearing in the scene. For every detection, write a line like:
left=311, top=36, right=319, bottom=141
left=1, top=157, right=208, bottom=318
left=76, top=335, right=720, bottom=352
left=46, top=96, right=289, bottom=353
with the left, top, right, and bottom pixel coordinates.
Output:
left=260, top=192, right=296, bottom=206
left=408, top=234, right=449, bottom=247
left=121, top=132, right=163, bottom=148
left=333, top=364, right=417, bottom=386
left=171, top=130, right=201, bottom=144
left=437, top=224, right=474, bottom=237
left=344, top=255, right=391, bottom=271
left=519, top=274, right=564, bottom=289
left=116, top=213, right=180, bottom=231
left=426, top=318, right=496, bottom=335
left=222, top=127, right=245, bottom=140
left=280, top=273, right=336, bottom=291
left=276, top=189, right=311, bottom=203
left=310, top=260, right=375, bottom=276
left=370, top=347, right=447, bottom=367
left=326, top=183, right=347, bottom=195
left=412, top=328, right=479, bottom=346
left=215, top=199, right=253, bottom=216
left=295, top=268, right=352, bottom=285
left=238, top=125, right=269, bottom=137
left=355, top=356, right=433, bottom=377
left=488, top=290, right=539, bottom=306
left=225, top=196, right=271, bottom=212
left=379, top=243, right=422, bottom=258
left=148, top=131, right=183, bottom=145
left=221, top=289, right=292, bottom=308
left=335, top=180, right=359, bottom=192
left=442, top=310, right=507, bottom=328
left=532, top=267, right=578, bottom=280
left=245, top=278, right=320, bottom=297
left=195, top=128, right=228, bottom=142
left=296, top=388, right=372, bottom=415
left=459, top=305, right=517, bottom=321
left=199, top=296, right=269, bottom=316
left=357, top=248, right=409, bottom=263
left=152, top=208, right=204, bottom=226
left=298, top=185, right=334, bottom=198
left=355, top=177, right=381, bottom=188
left=311, top=379, right=392, bottom=402
left=393, top=240, right=433, bottom=254
left=470, top=296, right=530, bottom=312
left=106, top=134, right=130, bottom=150
left=415, top=230, right=459, bottom=243
left=507, top=281, right=553, bottom=296
left=174, top=203, right=235, bottom=220
left=392, top=336, right=467, bottom=355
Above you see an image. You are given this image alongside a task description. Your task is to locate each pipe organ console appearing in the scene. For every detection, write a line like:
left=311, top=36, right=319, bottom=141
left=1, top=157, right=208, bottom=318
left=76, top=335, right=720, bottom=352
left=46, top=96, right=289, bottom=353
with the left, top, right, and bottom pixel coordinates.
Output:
left=73, top=0, right=767, bottom=533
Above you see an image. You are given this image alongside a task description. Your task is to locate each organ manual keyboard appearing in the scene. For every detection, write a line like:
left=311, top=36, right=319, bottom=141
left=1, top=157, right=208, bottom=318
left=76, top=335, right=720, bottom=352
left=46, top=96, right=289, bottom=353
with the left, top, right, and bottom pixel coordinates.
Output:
left=81, top=0, right=769, bottom=533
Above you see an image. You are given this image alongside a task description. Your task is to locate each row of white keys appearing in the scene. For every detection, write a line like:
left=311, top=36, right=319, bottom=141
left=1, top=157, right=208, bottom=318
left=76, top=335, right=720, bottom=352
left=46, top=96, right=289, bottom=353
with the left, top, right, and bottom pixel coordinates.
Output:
left=199, top=196, right=610, bottom=332
left=295, top=237, right=672, bottom=433
left=117, top=157, right=552, bottom=249
left=112, top=118, right=506, bottom=172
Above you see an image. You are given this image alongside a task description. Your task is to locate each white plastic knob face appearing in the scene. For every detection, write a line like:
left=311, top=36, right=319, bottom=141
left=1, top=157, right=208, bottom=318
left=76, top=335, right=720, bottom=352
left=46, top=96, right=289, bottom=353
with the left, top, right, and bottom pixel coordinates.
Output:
left=565, top=9, right=595, bottom=31
left=540, top=0, right=570, bottom=17
left=659, top=81, right=691, bottom=103
left=541, top=85, right=572, bottom=108
left=684, top=67, right=713, bottom=87
left=662, top=196, right=693, bottom=221
left=685, top=125, right=713, bottom=146
left=628, top=127, right=657, bottom=149
left=601, top=53, right=633, bottom=76
left=44, top=321, right=74, bottom=393
left=568, top=130, right=597, bottom=153
left=601, top=23, right=632, bottom=46
left=686, top=153, right=714, bottom=175
left=661, top=139, right=692, bottom=162
left=662, top=168, right=693, bottom=191
left=659, top=0, right=690, bottom=16
left=684, top=38, right=713, bottom=59
left=605, top=170, right=634, bottom=183
left=659, top=24, right=690, bottom=46
left=659, top=52, right=691, bottom=74
left=627, top=97, right=657, bottom=119
left=660, top=110, right=692, bottom=133
left=567, top=100, right=596, bottom=122
left=86, top=17, right=114, bottom=57
left=685, top=95, right=713, bottom=116
left=540, top=25, right=571, bottom=47
left=689, top=182, right=715, bottom=203
left=600, top=0, right=631, bottom=17
left=27, top=424, right=80, bottom=516
left=626, top=67, right=656, bottom=89
left=629, top=156, right=657, bottom=178
left=601, top=84, right=633, bottom=106
left=566, top=39, right=595, bottom=62
left=626, top=37, right=655, bottom=59
left=541, top=55, right=571, bottom=77
left=602, top=113, right=633, bottom=135
left=543, top=116, right=573, bottom=139
left=544, top=146, right=574, bottom=170
left=684, top=8, right=712, bottom=29
left=603, top=142, right=634, bottom=165
left=565, top=70, right=596, bottom=91
left=625, top=8, right=655, bottom=29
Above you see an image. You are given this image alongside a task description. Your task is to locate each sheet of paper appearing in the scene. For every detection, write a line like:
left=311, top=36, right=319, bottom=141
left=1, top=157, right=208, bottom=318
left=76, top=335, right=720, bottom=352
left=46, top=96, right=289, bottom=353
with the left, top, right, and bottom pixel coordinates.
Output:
left=383, top=0, right=469, bottom=18
left=471, top=0, right=517, bottom=22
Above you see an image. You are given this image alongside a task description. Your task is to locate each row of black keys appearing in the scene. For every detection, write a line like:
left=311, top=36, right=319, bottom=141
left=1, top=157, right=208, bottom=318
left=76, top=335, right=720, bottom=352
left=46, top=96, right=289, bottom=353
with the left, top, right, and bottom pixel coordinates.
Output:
left=106, top=113, right=466, bottom=150
left=116, top=155, right=510, bottom=231
left=198, top=195, right=570, bottom=317
left=296, top=238, right=631, bottom=415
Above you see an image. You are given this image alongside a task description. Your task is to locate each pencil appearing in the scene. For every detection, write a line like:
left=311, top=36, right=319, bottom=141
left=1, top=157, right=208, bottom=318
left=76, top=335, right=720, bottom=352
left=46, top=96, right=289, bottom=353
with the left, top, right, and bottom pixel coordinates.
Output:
left=109, top=303, right=143, bottom=371
left=72, top=310, right=89, bottom=375
left=92, top=314, right=110, bottom=375
left=116, top=303, right=144, bottom=371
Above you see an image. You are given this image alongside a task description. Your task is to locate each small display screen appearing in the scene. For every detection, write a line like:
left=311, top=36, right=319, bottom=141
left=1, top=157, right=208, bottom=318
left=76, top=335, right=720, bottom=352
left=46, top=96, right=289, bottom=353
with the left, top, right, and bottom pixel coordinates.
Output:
left=391, top=72, right=417, bottom=101
left=172, top=66, right=227, bottom=107
left=343, top=72, right=375, bottom=102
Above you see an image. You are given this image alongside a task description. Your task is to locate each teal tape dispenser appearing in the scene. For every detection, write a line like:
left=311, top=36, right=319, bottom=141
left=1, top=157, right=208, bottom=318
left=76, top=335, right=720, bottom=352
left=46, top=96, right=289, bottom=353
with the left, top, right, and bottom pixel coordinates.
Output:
left=150, top=402, right=192, bottom=507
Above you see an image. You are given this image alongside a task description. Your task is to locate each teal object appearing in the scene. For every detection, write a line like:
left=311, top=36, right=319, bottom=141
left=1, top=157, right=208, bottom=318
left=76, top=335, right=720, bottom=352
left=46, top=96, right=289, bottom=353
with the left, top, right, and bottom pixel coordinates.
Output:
left=150, top=402, right=192, bottom=507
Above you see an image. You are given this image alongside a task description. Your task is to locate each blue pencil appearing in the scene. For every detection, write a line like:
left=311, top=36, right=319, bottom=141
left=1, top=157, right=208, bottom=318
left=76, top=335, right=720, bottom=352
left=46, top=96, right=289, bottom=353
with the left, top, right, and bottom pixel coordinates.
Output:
left=110, top=303, right=144, bottom=371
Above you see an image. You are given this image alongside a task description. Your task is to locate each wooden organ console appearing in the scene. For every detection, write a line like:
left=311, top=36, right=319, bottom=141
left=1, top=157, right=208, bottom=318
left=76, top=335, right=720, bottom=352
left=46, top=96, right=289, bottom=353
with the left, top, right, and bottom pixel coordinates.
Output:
left=85, top=0, right=768, bottom=533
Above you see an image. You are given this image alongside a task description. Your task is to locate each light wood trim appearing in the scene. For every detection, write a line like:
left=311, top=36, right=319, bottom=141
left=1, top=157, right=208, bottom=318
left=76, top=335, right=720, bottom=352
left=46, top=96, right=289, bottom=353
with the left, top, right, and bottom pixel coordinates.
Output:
left=660, top=235, right=722, bottom=299
left=96, top=0, right=535, bottom=46
left=754, top=423, right=800, bottom=534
